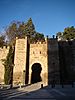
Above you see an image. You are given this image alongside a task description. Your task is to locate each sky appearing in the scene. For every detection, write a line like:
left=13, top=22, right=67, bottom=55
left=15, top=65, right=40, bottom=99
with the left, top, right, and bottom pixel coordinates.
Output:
left=0, top=0, right=75, bottom=36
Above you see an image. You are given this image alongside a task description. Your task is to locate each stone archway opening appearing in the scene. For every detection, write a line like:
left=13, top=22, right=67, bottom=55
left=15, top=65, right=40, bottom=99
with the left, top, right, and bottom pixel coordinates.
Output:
left=31, top=63, right=42, bottom=84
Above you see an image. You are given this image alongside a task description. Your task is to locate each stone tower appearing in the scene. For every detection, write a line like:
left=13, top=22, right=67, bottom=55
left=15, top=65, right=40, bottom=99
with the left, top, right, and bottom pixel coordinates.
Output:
left=13, top=36, right=60, bottom=86
left=13, top=37, right=27, bottom=84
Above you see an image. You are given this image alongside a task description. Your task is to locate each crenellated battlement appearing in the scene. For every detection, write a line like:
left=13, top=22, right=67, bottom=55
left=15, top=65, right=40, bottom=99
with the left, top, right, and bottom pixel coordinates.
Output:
left=0, top=46, right=9, bottom=50
left=16, top=35, right=58, bottom=45
left=30, top=41, right=47, bottom=44
left=0, top=35, right=59, bottom=85
left=0, top=33, right=75, bottom=85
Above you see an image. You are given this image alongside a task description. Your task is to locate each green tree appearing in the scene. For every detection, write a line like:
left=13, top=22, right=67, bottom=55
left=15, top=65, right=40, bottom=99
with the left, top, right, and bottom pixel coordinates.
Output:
left=33, top=32, right=44, bottom=42
left=5, top=18, right=35, bottom=43
left=56, top=26, right=75, bottom=40
left=5, top=18, right=44, bottom=45
left=22, top=18, right=35, bottom=37
left=2, top=46, right=14, bottom=85
left=63, top=26, right=75, bottom=40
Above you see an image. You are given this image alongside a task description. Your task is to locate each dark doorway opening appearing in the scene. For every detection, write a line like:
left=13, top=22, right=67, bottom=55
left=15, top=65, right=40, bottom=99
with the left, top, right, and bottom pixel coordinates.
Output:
left=31, top=63, right=42, bottom=84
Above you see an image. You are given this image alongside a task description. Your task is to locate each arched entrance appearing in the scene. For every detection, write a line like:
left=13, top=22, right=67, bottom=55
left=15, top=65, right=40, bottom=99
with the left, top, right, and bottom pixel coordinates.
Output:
left=31, top=63, right=42, bottom=84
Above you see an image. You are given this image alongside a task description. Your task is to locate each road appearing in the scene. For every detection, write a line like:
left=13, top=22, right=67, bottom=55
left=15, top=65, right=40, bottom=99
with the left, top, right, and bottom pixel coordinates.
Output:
left=0, top=84, right=75, bottom=100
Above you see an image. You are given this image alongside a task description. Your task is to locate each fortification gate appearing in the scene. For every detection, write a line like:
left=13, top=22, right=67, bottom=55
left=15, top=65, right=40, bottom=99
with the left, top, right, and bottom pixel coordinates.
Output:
left=29, top=39, right=48, bottom=86
left=13, top=36, right=60, bottom=86
left=1, top=36, right=75, bottom=85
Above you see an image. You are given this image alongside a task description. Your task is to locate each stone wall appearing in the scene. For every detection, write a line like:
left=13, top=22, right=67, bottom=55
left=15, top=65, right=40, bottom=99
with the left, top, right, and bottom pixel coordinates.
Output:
left=48, top=38, right=60, bottom=84
left=1, top=36, right=75, bottom=85
left=59, top=40, right=75, bottom=83
left=13, top=37, right=60, bottom=86
left=13, top=37, right=27, bottom=85
left=29, top=40, right=48, bottom=86
left=0, top=46, right=9, bottom=84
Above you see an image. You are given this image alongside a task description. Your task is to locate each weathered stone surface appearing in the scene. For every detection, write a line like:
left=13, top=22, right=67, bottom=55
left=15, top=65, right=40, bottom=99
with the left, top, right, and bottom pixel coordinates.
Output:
left=1, top=37, right=75, bottom=85
left=0, top=46, right=9, bottom=84
left=13, top=37, right=27, bottom=84
left=13, top=37, right=60, bottom=86
left=29, top=42, right=48, bottom=86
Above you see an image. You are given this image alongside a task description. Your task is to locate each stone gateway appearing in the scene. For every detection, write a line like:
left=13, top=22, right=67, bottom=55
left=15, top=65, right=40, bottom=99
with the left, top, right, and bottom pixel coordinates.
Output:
left=0, top=36, right=75, bottom=86
left=13, top=36, right=60, bottom=86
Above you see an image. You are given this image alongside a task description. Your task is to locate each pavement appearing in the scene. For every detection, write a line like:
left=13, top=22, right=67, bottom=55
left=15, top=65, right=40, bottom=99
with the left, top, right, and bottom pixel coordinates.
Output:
left=0, top=83, right=75, bottom=100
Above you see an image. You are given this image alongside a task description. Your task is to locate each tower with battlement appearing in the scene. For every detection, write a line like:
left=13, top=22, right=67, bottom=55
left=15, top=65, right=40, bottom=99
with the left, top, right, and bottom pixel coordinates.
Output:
left=0, top=36, right=75, bottom=85
left=13, top=36, right=60, bottom=86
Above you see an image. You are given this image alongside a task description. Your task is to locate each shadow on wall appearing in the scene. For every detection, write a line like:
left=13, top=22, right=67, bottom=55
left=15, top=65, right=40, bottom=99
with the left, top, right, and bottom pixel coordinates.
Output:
left=31, top=63, right=42, bottom=84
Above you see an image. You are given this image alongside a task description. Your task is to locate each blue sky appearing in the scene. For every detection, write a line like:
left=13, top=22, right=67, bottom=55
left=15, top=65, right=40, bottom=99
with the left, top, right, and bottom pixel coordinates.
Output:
left=0, top=0, right=75, bottom=36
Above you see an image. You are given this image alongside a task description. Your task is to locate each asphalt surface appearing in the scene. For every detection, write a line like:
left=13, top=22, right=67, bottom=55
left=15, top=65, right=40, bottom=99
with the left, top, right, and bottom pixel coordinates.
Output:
left=0, top=84, right=75, bottom=100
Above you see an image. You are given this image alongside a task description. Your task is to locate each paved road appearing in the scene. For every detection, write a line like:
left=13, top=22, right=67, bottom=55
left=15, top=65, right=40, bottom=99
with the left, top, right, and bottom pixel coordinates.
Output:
left=0, top=85, right=75, bottom=100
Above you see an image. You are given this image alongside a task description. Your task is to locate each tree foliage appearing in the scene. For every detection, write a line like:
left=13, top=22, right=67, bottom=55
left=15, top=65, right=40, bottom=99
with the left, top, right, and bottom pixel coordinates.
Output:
left=56, top=26, right=75, bottom=40
left=1, top=18, right=44, bottom=85
left=22, top=18, right=35, bottom=37
left=63, top=26, right=75, bottom=40
left=5, top=18, right=44, bottom=45
left=2, top=46, right=14, bottom=85
left=5, top=21, right=19, bottom=45
left=32, top=32, right=44, bottom=42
